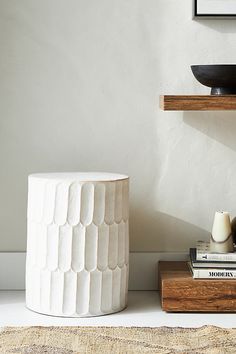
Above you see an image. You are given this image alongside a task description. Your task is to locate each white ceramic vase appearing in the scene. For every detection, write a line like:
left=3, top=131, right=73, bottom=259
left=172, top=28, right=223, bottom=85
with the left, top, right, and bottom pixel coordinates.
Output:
left=26, top=172, right=129, bottom=317
left=210, top=211, right=234, bottom=253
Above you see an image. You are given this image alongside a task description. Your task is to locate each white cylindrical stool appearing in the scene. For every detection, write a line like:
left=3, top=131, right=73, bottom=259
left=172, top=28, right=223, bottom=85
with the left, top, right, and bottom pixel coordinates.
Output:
left=26, top=172, right=129, bottom=317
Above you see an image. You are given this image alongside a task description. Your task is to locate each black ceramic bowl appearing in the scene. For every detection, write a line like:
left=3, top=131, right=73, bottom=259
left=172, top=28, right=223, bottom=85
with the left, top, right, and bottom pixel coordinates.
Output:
left=191, top=65, right=236, bottom=95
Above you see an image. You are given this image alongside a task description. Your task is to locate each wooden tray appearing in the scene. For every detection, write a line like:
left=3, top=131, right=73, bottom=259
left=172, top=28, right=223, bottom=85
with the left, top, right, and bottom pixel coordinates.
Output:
left=159, top=261, right=236, bottom=312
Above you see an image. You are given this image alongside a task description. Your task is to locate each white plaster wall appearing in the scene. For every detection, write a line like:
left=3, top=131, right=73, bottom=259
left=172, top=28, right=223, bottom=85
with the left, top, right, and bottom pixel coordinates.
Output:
left=0, top=0, right=236, bottom=251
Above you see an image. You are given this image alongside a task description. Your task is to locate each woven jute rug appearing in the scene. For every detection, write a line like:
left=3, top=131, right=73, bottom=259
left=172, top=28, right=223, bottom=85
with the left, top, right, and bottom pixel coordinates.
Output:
left=0, top=325, right=235, bottom=354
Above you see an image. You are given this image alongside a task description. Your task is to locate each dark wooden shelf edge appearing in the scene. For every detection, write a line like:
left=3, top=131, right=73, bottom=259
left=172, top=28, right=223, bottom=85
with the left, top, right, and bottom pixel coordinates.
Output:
left=160, top=95, right=236, bottom=111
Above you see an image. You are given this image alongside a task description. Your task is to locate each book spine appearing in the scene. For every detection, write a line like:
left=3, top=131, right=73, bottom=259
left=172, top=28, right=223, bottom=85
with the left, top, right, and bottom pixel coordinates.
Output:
left=196, top=252, right=236, bottom=261
left=192, top=268, right=236, bottom=279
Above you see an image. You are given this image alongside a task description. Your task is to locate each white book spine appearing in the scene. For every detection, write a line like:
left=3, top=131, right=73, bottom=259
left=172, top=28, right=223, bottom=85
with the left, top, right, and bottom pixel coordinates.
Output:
left=192, top=268, right=236, bottom=279
left=197, top=252, right=236, bottom=261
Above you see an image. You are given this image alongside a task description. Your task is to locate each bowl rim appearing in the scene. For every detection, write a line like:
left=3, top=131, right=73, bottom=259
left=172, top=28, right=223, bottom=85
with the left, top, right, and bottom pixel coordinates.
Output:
left=191, top=64, right=236, bottom=69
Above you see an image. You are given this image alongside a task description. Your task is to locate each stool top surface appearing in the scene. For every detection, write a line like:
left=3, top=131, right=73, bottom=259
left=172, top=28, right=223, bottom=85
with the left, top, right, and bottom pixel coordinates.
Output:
left=29, top=172, right=129, bottom=182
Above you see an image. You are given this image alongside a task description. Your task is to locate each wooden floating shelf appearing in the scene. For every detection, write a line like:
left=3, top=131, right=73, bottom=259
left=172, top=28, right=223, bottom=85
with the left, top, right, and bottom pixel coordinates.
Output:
left=160, top=95, right=236, bottom=111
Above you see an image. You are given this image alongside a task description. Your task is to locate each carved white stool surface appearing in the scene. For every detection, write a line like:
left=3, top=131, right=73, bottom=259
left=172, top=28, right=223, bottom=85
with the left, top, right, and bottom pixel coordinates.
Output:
left=26, top=172, right=129, bottom=317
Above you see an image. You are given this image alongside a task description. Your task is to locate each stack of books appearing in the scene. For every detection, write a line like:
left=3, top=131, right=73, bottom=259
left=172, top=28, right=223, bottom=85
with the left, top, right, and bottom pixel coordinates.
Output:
left=188, top=240, right=236, bottom=279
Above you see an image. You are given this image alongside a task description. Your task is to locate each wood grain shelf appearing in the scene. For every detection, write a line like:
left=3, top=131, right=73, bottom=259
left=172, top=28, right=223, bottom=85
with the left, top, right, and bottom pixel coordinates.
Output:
left=159, top=261, right=236, bottom=312
left=160, top=95, right=236, bottom=111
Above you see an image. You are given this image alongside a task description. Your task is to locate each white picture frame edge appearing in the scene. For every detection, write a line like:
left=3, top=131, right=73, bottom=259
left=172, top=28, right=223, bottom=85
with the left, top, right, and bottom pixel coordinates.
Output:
left=193, top=0, right=236, bottom=19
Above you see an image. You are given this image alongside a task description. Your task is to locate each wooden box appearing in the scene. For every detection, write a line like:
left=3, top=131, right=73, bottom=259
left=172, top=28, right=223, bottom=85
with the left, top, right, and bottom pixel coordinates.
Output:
left=159, top=261, right=236, bottom=312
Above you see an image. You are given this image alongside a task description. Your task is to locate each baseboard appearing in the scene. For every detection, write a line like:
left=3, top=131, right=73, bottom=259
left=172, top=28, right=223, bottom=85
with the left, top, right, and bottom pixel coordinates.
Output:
left=0, top=252, right=26, bottom=290
left=0, top=252, right=188, bottom=290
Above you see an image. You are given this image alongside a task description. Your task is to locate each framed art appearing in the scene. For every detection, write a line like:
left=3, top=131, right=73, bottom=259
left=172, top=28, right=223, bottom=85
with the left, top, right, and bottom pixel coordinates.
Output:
left=194, top=0, right=236, bottom=17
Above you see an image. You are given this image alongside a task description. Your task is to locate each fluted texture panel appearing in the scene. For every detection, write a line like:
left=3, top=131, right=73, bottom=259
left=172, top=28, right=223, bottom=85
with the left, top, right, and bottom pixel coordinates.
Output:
left=26, top=173, right=129, bottom=317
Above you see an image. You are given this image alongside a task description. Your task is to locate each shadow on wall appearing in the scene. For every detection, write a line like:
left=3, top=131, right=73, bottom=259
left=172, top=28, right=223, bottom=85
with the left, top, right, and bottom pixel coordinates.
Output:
left=195, top=18, right=236, bottom=34
left=183, top=111, right=236, bottom=151
left=129, top=207, right=209, bottom=252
